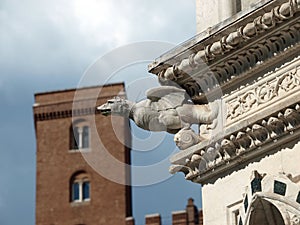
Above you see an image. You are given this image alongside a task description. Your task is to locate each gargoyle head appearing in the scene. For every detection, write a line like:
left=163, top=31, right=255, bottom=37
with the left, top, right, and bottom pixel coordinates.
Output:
left=97, top=97, right=131, bottom=117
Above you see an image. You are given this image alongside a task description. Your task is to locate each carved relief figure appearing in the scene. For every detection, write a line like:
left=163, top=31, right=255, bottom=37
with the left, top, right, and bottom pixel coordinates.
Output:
left=97, top=86, right=219, bottom=144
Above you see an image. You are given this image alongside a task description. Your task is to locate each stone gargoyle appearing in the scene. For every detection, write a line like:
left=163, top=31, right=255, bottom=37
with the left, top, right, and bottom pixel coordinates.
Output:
left=97, top=86, right=219, bottom=137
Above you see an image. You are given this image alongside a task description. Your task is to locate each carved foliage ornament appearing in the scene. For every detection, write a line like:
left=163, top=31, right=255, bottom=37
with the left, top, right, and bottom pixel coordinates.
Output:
left=227, top=67, right=300, bottom=120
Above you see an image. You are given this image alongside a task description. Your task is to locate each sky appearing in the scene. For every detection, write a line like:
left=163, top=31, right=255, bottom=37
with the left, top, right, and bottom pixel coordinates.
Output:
left=0, top=0, right=201, bottom=225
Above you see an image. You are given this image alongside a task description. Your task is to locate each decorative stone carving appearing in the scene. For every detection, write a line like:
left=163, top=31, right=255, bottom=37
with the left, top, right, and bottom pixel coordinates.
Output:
left=174, top=129, right=203, bottom=150
left=220, top=138, right=236, bottom=159
left=170, top=164, right=201, bottom=180
left=234, top=131, right=253, bottom=155
left=227, top=67, right=300, bottom=121
left=248, top=124, right=269, bottom=146
left=170, top=103, right=300, bottom=181
left=98, top=86, right=219, bottom=147
left=291, top=215, right=300, bottom=225
left=264, top=117, right=286, bottom=139
left=150, top=0, right=300, bottom=99
left=284, top=108, right=300, bottom=131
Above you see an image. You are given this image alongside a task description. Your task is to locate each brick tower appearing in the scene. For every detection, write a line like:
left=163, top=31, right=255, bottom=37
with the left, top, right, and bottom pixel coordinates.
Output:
left=34, top=83, right=132, bottom=225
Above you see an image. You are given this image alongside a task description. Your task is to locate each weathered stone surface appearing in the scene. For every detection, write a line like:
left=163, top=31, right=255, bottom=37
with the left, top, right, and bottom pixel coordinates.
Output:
left=150, top=0, right=300, bottom=101
left=98, top=86, right=219, bottom=148
left=202, top=161, right=300, bottom=225
left=148, top=1, right=300, bottom=225
left=145, top=0, right=300, bottom=185
left=196, top=0, right=264, bottom=34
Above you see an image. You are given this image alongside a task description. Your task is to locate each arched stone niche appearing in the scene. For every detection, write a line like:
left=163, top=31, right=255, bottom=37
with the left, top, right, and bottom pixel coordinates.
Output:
left=238, top=171, right=300, bottom=225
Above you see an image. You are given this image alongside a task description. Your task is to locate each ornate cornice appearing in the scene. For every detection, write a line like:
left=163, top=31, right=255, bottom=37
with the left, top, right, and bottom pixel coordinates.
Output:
left=144, top=0, right=300, bottom=184
left=169, top=55, right=300, bottom=183
left=170, top=102, right=300, bottom=183
left=149, top=0, right=300, bottom=100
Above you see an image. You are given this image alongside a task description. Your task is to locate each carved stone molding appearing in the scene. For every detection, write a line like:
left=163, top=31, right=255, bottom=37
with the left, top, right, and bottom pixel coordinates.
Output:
left=226, top=62, right=300, bottom=123
left=168, top=56, right=300, bottom=183
left=163, top=22, right=300, bottom=99
left=149, top=0, right=300, bottom=100
left=170, top=103, right=300, bottom=182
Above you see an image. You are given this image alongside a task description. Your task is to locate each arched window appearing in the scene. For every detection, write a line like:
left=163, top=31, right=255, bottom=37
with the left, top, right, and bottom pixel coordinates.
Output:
left=70, top=172, right=90, bottom=203
left=70, top=119, right=90, bottom=150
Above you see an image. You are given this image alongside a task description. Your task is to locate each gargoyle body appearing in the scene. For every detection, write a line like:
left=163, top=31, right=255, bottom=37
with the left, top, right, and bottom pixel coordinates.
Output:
left=97, top=86, right=219, bottom=135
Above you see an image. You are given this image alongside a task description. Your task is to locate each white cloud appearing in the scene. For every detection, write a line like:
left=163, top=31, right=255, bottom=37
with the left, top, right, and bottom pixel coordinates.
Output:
left=0, top=0, right=196, bottom=80
left=73, top=0, right=113, bottom=32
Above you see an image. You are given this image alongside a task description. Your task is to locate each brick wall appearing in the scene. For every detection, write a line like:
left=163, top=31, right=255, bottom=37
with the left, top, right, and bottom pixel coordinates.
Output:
left=172, top=210, right=187, bottom=225
left=34, top=83, right=132, bottom=225
left=145, top=214, right=161, bottom=225
left=126, top=217, right=135, bottom=225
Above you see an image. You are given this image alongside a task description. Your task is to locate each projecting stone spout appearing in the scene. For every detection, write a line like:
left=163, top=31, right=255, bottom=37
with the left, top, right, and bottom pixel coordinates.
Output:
left=97, top=86, right=219, bottom=149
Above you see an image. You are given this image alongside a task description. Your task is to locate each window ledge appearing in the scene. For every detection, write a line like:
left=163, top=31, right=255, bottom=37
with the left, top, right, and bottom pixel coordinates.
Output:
left=70, top=200, right=90, bottom=207
left=69, top=148, right=91, bottom=153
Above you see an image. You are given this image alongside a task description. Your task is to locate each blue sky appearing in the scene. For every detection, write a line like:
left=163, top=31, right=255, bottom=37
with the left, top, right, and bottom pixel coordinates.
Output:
left=0, top=0, right=201, bottom=224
